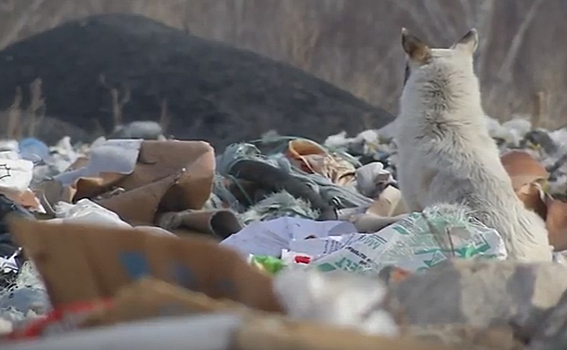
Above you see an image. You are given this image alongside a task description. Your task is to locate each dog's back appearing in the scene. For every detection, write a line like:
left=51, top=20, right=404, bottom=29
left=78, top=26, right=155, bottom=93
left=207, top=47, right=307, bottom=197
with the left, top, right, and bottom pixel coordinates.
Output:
left=395, top=28, right=551, bottom=261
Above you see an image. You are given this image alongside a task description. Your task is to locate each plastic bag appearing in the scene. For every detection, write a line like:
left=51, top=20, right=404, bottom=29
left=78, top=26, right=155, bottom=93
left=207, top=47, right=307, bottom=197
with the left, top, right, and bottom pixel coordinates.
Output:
left=311, top=204, right=507, bottom=274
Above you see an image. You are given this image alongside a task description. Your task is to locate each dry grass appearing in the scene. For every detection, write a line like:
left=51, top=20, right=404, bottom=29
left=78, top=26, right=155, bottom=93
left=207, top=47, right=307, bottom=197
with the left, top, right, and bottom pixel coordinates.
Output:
left=0, top=78, right=45, bottom=139
left=0, top=0, right=566, bottom=129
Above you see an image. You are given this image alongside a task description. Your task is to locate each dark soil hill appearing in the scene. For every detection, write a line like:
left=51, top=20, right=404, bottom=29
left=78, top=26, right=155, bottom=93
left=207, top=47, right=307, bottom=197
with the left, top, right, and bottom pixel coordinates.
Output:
left=0, top=14, right=395, bottom=148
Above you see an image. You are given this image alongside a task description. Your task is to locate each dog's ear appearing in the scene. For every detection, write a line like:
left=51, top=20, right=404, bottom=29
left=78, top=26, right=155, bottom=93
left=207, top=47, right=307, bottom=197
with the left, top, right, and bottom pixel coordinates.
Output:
left=452, top=28, right=478, bottom=54
left=401, top=28, right=431, bottom=64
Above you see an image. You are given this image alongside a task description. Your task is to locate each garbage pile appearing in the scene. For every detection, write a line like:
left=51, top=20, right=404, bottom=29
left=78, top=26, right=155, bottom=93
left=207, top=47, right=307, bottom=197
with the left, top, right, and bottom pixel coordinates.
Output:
left=0, top=116, right=567, bottom=349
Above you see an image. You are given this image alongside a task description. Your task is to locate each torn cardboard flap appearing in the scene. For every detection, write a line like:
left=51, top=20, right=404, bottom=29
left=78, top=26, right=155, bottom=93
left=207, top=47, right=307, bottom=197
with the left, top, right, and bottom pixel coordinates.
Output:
left=73, top=173, right=127, bottom=200
left=120, top=140, right=214, bottom=196
left=159, top=145, right=216, bottom=211
left=9, top=218, right=282, bottom=313
left=96, top=171, right=182, bottom=226
left=96, top=140, right=215, bottom=224
left=79, top=278, right=248, bottom=329
left=42, top=141, right=215, bottom=225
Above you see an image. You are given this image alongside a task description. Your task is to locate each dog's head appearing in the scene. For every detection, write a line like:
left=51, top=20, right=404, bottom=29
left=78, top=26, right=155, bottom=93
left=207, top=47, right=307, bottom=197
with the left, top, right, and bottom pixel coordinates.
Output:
left=401, top=28, right=478, bottom=88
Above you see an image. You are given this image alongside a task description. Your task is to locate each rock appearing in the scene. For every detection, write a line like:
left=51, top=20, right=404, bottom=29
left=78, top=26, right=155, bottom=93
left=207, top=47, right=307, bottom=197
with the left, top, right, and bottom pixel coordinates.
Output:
left=529, top=289, right=567, bottom=350
left=389, top=260, right=567, bottom=341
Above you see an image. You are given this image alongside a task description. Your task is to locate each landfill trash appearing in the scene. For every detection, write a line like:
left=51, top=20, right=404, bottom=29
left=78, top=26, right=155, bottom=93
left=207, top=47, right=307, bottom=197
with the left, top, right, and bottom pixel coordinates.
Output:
left=501, top=150, right=549, bottom=193
left=0, top=194, right=35, bottom=280
left=247, top=255, right=287, bottom=275
left=220, top=216, right=357, bottom=257
left=237, top=191, right=321, bottom=224
left=54, top=139, right=142, bottom=187
left=216, top=141, right=373, bottom=217
left=311, top=203, right=507, bottom=274
left=286, top=138, right=356, bottom=187
left=388, top=259, right=567, bottom=340
left=2, top=308, right=458, bottom=350
left=18, top=138, right=50, bottom=163
left=273, top=268, right=399, bottom=337
left=158, top=209, right=242, bottom=239
left=529, top=288, right=567, bottom=350
left=0, top=261, right=50, bottom=334
left=354, top=162, right=395, bottom=199
left=500, top=149, right=567, bottom=251
left=0, top=152, right=41, bottom=211
left=3, top=109, right=567, bottom=349
left=4, top=313, right=244, bottom=350
left=10, top=218, right=283, bottom=313
left=280, top=250, right=313, bottom=267
left=74, top=278, right=248, bottom=331
left=545, top=198, right=567, bottom=251
left=0, top=159, right=34, bottom=194
left=52, top=199, right=131, bottom=228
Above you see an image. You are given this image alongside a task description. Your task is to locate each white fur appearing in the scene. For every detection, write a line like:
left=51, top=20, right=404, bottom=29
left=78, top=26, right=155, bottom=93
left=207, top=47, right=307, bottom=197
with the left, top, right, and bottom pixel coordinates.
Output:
left=395, top=30, right=552, bottom=261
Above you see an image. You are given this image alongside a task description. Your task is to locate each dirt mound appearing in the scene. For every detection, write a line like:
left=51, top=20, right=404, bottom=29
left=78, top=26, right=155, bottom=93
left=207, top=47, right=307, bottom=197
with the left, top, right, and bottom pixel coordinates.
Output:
left=0, top=14, right=395, bottom=148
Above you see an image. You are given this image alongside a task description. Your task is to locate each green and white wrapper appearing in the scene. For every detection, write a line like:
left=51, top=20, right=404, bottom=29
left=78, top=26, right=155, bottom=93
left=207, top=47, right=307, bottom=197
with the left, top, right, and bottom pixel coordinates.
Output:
left=311, top=204, right=508, bottom=274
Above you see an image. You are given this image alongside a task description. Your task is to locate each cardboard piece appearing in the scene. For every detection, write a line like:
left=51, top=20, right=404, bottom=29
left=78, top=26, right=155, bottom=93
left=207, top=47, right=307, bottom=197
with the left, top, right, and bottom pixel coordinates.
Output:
left=9, top=218, right=282, bottom=313
left=97, top=172, right=182, bottom=226
left=118, top=141, right=215, bottom=209
left=79, top=278, right=247, bottom=329
left=233, top=315, right=471, bottom=350
left=80, top=278, right=472, bottom=350
left=96, top=141, right=215, bottom=224
left=158, top=209, right=243, bottom=239
left=42, top=141, right=215, bottom=225
left=73, top=173, right=127, bottom=200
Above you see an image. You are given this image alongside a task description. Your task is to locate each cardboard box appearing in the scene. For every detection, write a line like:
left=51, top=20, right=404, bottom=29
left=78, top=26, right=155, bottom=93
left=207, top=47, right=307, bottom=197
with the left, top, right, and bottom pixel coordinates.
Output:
left=9, top=218, right=282, bottom=313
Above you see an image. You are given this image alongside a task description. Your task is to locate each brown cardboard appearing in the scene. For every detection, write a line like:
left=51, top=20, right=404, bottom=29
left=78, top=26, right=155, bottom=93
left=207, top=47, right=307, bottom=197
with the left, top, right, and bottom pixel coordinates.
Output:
left=93, top=140, right=215, bottom=224
left=46, top=141, right=215, bottom=225
left=12, top=220, right=102, bottom=306
left=118, top=140, right=215, bottom=209
left=158, top=209, right=242, bottom=239
left=78, top=278, right=472, bottom=350
left=73, top=173, right=126, bottom=200
left=96, top=172, right=182, bottom=226
left=79, top=278, right=247, bottom=329
left=233, top=315, right=472, bottom=350
left=9, top=218, right=283, bottom=313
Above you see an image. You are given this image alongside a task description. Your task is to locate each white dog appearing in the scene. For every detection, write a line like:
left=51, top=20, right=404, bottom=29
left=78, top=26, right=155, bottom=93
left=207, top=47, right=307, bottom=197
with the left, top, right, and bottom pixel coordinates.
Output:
left=395, top=28, right=551, bottom=261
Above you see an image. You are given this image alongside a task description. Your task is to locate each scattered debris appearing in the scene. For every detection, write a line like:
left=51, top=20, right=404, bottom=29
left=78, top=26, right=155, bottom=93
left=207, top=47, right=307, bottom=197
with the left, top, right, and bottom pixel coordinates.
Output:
left=0, top=114, right=566, bottom=348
